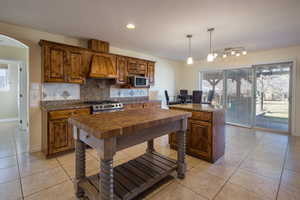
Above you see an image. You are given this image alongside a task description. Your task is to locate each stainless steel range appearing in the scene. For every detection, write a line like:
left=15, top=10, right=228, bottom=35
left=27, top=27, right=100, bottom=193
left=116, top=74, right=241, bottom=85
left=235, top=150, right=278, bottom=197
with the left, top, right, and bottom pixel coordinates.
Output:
left=85, top=100, right=123, bottom=114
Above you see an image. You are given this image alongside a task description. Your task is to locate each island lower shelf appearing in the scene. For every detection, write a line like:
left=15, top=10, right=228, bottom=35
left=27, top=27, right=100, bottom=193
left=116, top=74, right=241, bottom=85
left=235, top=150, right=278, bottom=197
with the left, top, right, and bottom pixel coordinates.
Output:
left=79, top=152, right=177, bottom=200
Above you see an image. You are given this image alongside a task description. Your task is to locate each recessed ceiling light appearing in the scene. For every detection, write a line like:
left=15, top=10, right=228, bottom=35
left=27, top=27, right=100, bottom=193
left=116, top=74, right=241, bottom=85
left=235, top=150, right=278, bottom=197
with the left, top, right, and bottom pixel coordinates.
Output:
left=126, top=23, right=135, bottom=29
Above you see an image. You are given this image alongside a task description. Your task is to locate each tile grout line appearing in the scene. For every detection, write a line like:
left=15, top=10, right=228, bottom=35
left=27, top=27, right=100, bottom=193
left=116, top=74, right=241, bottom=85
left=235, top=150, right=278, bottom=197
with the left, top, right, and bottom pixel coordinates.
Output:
left=56, top=157, right=74, bottom=182
left=212, top=133, right=268, bottom=200
left=12, top=127, right=25, bottom=200
left=211, top=149, right=253, bottom=199
left=22, top=179, right=69, bottom=199
left=275, top=139, right=289, bottom=200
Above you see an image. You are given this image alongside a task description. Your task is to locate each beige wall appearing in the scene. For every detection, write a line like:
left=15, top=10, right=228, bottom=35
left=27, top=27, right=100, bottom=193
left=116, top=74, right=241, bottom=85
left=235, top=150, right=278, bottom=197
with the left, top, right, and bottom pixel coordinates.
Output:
left=0, top=62, right=18, bottom=119
left=176, top=46, right=300, bottom=136
left=0, top=22, right=182, bottom=151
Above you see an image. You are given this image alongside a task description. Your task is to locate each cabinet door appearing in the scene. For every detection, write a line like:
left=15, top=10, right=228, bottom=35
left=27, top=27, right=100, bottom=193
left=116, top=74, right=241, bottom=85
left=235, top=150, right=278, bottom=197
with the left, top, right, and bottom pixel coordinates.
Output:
left=67, top=50, right=85, bottom=84
left=138, top=60, right=147, bottom=74
left=127, top=58, right=139, bottom=74
left=44, top=46, right=67, bottom=82
left=188, top=120, right=212, bottom=159
left=48, top=119, right=73, bottom=154
left=116, top=56, right=128, bottom=84
left=147, top=62, right=155, bottom=85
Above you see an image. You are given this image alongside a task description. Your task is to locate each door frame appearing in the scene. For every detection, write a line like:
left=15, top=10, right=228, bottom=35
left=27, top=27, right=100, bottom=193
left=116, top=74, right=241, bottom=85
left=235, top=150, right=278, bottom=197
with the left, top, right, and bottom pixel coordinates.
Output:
left=252, top=60, right=295, bottom=134
left=198, top=59, right=296, bottom=135
left=0, top=59, right=28, bottom=130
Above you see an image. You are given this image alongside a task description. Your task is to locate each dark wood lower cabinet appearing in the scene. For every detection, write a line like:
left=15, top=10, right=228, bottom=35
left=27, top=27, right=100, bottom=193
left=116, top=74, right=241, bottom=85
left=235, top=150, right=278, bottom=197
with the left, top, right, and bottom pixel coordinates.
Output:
left=48, top=119, right=74, bottom=155
left=169, top=108, right=225, bottom=163
left=42, top=108, right=91, bottom=157
left=188, top=120, right=212, bottom=159
left=42, top=102, right=161, bottom=157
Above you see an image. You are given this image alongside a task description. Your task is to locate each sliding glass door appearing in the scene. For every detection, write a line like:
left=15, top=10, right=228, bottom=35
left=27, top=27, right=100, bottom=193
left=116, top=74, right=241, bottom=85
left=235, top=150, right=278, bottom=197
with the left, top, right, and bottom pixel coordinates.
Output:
left=254, top=62, right=291, bottom=132
left=199, top=62, right=292, bottom=133
left=200, top=71, right=224, bottom=105
left=225, top=68, right=253, bottom=127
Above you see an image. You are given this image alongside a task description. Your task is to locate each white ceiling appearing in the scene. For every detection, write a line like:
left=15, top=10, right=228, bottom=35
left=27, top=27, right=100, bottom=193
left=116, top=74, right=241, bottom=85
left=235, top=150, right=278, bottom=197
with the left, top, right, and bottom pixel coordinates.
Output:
left=0, top=0, right=299, bottom=60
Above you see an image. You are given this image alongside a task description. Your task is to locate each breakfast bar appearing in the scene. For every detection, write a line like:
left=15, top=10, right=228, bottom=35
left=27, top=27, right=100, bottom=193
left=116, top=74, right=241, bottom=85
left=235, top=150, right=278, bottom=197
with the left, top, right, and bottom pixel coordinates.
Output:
left=69, top=108, right=191, bottom=200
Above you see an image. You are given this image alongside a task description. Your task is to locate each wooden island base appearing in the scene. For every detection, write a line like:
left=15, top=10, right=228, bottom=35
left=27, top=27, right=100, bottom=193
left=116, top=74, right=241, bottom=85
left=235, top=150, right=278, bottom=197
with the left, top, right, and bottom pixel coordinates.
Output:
left=79, top=152, right=177, bottom=200
left=69, top=108, right=191, bottom=200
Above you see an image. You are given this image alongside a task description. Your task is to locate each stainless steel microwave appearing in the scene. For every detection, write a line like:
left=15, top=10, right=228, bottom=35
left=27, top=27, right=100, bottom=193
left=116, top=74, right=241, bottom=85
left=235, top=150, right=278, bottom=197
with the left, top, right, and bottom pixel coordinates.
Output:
left=129, top=76, right=149, bottom=87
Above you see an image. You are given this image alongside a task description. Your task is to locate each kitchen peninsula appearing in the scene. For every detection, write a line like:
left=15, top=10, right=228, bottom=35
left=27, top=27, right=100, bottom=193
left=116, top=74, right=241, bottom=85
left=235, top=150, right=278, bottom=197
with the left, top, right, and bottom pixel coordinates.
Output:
left=169, top=104, right=225, bottom=163
left=69, top=108, right=191, bottom=200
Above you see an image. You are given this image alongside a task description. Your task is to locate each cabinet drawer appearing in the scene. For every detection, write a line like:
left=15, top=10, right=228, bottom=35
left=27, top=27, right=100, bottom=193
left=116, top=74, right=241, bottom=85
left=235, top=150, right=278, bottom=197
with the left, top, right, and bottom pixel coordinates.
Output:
left=191, top=111, right=212, bottom=122
left=49, top=108, right=90, bottom=120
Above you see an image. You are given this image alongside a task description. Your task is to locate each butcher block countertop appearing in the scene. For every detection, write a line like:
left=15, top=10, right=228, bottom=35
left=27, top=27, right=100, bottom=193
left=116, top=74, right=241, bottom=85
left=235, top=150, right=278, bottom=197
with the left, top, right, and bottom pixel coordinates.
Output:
left=69, top=108, right=191, bottom=139
left=169, top=103, right=224, bottom=112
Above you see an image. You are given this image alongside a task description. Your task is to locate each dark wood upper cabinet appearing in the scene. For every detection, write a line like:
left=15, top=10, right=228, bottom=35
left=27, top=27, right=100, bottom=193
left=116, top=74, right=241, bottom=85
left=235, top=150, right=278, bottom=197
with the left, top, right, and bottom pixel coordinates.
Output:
left=116, top=56, right=128, bottom=84
left=41, top=40, right=85, bottom=84
left=43, top=45, right=67, bottom=82
left=67, top=50, right=85, bottom=84
left=147, top=61, right=155, bottom=85
left=127, top=58, right=147, bottom=75
left=40, top=40, right=155, bottom=85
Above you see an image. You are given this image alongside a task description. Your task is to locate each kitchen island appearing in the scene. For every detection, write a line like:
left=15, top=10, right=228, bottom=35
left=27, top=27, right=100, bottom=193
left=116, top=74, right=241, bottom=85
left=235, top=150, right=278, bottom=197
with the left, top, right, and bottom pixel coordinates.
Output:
left=169, top=104, right=225, bottom=163
left=69, top=108, right=191, bottom=200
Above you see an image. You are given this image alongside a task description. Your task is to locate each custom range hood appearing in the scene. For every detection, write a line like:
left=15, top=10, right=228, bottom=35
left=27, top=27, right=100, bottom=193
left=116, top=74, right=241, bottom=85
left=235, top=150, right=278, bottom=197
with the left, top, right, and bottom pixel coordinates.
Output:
left=89, top=54, right=117, bottom=79
left=88, top=39, right=117, bottom=79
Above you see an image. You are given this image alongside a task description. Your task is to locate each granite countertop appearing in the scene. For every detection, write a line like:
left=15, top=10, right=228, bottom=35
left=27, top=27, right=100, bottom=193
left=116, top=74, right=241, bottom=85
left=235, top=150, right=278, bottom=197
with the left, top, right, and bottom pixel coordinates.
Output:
left=41, top=99, right=162, bottom=111
left=69, top=108, right=191, bottom=139
left=169, top=103, right=224, bottom=112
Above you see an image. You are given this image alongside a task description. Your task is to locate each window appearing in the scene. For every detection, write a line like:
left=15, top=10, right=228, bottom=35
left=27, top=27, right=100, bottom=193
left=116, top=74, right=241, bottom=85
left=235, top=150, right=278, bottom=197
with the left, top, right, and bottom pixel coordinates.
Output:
left=0, top=64, right=9, bottom=91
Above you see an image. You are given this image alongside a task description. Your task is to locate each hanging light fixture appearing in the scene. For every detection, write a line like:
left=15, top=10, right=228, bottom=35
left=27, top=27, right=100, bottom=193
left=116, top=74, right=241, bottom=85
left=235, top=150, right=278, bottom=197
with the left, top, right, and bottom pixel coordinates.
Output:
left=186, top=34, right=194, bottom=65
left=207, top=28, right=215, bottom=62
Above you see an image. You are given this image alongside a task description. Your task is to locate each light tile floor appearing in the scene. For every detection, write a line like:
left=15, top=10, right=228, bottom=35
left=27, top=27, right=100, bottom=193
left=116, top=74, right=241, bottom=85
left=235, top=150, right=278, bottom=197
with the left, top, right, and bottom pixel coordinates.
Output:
left=1, top=122, right=300, bottom=200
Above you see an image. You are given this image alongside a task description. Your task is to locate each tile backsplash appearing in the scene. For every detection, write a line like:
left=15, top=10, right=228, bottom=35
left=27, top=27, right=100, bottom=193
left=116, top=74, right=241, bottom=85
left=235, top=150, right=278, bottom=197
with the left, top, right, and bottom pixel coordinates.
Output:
left=80, top=79, right=111, bottom=101
left=42, top=83, right=80, bottom=101
left=42, top=79, right=149, bottom=101
left=110, top=88, right=148, bottom=98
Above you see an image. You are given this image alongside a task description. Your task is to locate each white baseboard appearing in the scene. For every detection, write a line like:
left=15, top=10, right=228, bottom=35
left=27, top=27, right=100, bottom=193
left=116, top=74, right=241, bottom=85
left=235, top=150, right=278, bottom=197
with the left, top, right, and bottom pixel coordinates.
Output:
left=0, top=118, right=18, bottom=122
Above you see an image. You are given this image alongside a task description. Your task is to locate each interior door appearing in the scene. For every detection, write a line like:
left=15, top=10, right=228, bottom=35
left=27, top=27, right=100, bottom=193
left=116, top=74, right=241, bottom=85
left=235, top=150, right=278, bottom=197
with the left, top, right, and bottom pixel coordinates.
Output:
left=18, top=63, right=28, bottom=131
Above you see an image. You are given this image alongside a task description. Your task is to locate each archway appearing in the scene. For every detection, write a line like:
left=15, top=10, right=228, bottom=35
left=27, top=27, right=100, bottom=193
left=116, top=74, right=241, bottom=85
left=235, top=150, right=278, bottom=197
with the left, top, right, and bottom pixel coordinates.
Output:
left=0, top=34, right=29, bottom=131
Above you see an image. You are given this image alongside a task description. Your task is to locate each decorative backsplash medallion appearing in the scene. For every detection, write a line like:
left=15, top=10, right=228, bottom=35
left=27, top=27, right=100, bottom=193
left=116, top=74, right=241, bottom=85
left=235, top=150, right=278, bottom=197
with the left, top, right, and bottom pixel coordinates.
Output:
left=110, top=88, right=148, bottom=98
left=42, top=83, right=80, bottom=101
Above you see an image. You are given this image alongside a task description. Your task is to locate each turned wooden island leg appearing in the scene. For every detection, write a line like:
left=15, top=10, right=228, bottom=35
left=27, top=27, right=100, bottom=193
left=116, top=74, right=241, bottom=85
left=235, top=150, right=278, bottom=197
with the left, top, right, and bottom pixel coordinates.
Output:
left=100, top=159, right=114, bottom=200
left=75, top=135, right=86, bottom=197
left=146, top=139, right=155, bottom=153
left=176, top=119, right=187, bottom=179
left=99, top=137, right=116, bottom=200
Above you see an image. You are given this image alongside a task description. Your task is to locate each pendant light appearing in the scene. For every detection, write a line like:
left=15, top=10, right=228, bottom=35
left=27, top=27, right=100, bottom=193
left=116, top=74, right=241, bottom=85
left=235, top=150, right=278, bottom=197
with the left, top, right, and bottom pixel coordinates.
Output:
left=186, top=34, right=194, bottom=65
left=207, top=28, right=215, bottom=62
